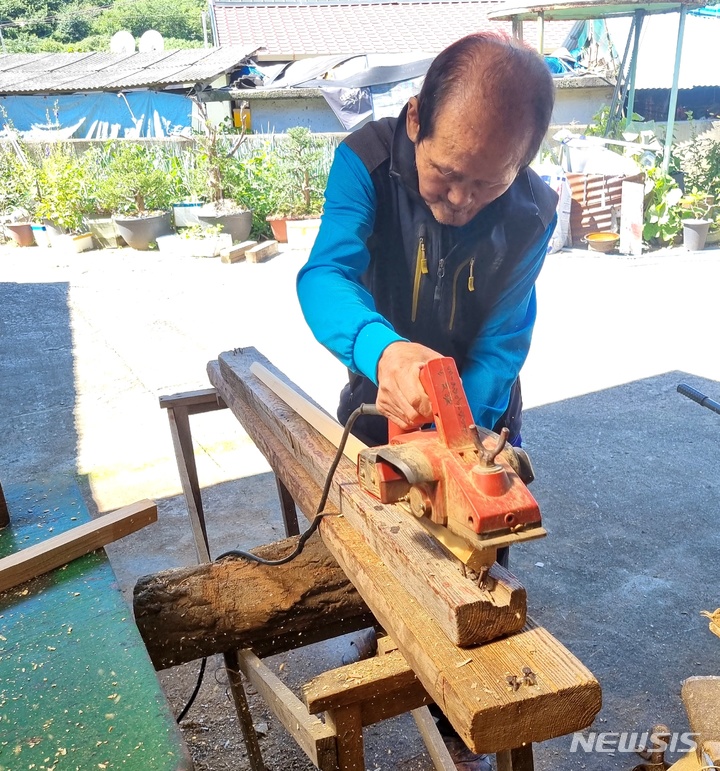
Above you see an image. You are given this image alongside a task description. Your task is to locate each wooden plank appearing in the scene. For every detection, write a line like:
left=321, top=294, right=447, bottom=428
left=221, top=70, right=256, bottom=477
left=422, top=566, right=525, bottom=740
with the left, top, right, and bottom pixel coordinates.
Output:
left=221, top=239, right=258, bottom=264
left=236, top=649, right=339, bottom=771
left=218, top=349, right=526, bottom=647
left=304, top=650, right=424, bottom=714
left=159, top=388, right=224, bottom=410
left=318, top=513, right=601, bottom=753
left=246, top=240, right=279, bottom=263
left=208, top=355, right=602, bottom=754
left=412, top=707, right=457, bottom=771
left=0, top=499, right=156, bottom=594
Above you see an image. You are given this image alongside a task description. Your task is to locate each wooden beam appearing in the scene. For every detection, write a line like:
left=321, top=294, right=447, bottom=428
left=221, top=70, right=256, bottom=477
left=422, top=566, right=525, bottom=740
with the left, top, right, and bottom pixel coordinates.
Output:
left=208, top=353, right=602, bottom=754
left=0, top=500, right=157, bottom=594
left=246, top=240, right=279, bottom=263
left=236, top=649, right=339, bottom=771
left=303, top=650, right=426, bottom=716
left=221, top=239, right=258, bottom=264
left=412, top=707, right=457, bottom=771
left=318, top=509, right=601, bottom=754
left=217, top=349, right=526, bottom=648
left=133, top=532, right=375, bottom=669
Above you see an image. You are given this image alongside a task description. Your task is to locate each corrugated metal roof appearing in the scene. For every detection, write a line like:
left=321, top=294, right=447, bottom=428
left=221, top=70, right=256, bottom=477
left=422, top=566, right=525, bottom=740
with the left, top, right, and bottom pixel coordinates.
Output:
left=607, top=13, right=720, bottom=88
left=0, top=45, right=259, bottom=94
left=211, top=1, right=574, bottom=57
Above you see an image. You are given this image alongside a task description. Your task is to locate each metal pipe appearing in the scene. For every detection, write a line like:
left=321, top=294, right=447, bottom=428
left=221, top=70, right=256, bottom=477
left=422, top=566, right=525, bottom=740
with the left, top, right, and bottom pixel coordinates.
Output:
left=662, top=5, right=687, bottom=173
left=606, top=14, right=636, bottom=137
left=625, top=9, right=645, bottom=124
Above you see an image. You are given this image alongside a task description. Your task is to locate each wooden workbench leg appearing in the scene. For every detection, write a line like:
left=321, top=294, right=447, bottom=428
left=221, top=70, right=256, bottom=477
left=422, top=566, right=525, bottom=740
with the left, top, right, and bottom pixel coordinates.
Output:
left=166, top=405, right=211, bottom=562
left=326, top=704, right=364, bottom=771
left=275, top=477, right=299, bottom=536
left=411, top=707, right=455, bottom=770
left=224, top=649, right=266, bottom=771
left=496, top=744, right=534, bottom=771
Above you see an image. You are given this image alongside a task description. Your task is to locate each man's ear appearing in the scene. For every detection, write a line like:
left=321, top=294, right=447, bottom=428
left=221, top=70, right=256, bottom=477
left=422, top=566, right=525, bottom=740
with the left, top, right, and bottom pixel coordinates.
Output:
left=406, top=97, right=420, bottom=143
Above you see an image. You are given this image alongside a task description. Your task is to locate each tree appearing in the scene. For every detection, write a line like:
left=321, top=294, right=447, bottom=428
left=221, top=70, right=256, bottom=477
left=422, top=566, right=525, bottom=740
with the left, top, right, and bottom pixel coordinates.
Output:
left=92, top=0, right=204, bottom=41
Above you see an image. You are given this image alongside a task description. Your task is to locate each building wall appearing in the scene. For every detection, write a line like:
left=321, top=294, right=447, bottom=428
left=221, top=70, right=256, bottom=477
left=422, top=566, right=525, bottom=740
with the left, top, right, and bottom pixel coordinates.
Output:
left=245, top=94, right=345, bottom=134
left=243, top=80, right=616, bottom=134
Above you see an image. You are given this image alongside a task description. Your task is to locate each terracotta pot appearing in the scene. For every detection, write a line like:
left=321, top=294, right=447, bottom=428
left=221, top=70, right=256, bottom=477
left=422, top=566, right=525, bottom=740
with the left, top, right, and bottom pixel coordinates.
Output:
left=266, top=216, right=288, bottom=243
left=5, top=222, right=35, bottom=247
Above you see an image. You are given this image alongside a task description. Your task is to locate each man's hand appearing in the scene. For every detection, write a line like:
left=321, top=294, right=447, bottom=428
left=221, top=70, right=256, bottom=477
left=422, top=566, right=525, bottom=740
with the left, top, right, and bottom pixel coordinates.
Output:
left=376, top=341, right=444, bottom=430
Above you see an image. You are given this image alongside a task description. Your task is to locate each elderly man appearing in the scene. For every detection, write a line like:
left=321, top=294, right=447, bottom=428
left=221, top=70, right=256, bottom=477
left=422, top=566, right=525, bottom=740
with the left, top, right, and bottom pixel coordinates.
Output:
left=298, top=32, right=557, bottom=450
left=297, top=33, right=557, bottom=769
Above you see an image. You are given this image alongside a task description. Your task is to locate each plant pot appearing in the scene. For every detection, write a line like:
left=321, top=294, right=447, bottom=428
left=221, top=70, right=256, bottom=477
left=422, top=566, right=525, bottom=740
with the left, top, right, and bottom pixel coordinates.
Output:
left=705, top=229, right=720, bottom=245
left=683, top=219, right=711, bottom=251
left=31, top=223, right=52, bottom=248
left=43, top=220, right=68, bottom=246
left=267, top=216, right=288, bottom=243
left=172, top=202, right=205, bottom=228
left=157, top=233, right=233, bottom=258
left=113, top=211, right=173, bottom=251
left=5, top=222, right=35, bottom=247
left=197, top=207, right=252, bottom=244
left=86, top=217, right=123, bottom=249
left=55, top=232, right=94, bottom=253
left=286, top=218, right=322, bottom=251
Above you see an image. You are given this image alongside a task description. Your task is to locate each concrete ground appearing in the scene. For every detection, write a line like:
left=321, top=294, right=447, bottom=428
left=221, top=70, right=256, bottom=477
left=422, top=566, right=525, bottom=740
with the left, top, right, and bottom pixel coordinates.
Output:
left=1, top=240, right=720, bottom=770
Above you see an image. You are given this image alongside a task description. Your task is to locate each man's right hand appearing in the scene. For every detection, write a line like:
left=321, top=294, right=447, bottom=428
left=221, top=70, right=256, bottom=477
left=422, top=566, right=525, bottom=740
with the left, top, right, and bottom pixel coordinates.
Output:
left=376, top=341, right=444, bottom=430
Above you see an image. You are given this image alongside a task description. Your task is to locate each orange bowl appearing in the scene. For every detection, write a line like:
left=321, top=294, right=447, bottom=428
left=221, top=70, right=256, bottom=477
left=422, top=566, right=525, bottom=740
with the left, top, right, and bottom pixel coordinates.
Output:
left=584, top=232, right=620, bottom=253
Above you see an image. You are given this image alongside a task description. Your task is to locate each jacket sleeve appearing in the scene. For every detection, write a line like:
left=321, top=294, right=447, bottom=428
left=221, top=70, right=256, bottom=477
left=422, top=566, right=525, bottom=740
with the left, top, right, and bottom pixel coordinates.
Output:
left=461, top=218, right=555, bottom=430
left=297, top=143, right=407, bottom=384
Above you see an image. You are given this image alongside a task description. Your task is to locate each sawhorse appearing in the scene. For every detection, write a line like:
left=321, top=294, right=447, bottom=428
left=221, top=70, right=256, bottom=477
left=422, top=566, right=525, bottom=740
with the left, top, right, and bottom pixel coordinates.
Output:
left=159, top=387, right=534, bottom=770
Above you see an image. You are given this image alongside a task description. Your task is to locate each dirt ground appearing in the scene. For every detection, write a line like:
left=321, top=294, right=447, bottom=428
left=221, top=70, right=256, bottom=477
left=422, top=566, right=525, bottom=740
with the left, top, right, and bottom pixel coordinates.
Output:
left=2, top=242, right=720, bottom=770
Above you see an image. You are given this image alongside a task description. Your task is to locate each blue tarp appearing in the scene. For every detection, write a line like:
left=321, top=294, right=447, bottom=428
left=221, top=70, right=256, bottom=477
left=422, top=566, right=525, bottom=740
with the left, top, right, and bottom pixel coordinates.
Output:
left=0, top=91, right=192, bottom=139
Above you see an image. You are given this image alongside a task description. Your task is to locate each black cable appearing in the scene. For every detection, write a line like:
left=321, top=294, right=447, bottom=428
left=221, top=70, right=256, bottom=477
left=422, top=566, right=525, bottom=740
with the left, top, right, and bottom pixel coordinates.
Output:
left=215, top=403, right=380, bottom=566
left=175, top=403, right=380, bottom=722
left=176, top=655, right=207, bottom=723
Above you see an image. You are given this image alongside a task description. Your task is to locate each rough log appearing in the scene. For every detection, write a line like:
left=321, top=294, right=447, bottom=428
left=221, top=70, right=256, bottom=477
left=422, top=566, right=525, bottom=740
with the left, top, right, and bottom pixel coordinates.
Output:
left=215, top=348, right=526, bottom=648
left=207, top=352, right=602, bottom=753
left=134, top=533, right=375, bottom=669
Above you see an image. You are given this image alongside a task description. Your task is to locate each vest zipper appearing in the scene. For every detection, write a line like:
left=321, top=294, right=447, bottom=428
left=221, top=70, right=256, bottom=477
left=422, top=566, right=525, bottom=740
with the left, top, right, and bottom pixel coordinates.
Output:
left=433, top=258, right=446, bottom=303
left=449, top=257, right=475, bottom=331
left=411, top=225, right=428, bottom=323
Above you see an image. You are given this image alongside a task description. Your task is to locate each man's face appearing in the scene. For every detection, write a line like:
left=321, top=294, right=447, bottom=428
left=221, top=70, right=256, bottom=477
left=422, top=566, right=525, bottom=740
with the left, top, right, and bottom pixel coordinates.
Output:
left=406, top=96, right=530, bottom=227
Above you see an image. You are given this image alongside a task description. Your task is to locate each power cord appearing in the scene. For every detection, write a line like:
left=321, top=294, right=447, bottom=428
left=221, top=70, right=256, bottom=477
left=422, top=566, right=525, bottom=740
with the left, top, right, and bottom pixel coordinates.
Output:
left=215, top=403, right=379, bottom=566
left=175, top=402, right=379, bottom=722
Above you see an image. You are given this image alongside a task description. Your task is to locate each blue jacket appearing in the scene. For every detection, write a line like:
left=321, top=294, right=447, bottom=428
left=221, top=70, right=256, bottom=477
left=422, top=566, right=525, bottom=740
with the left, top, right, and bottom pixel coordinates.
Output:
left=297, top=111, right=556, bottom=443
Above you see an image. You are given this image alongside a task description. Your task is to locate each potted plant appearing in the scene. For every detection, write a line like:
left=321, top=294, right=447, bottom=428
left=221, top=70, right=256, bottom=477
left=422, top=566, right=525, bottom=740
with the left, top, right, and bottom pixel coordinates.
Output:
left=34, top=144, right=94, bottom=252
left=0, top=144, right=37, bottom=247
left=168, top=144, right=207, bottom=228
left=157, top=223, right=232, bottom=259
left=643, top=167, right=684, bottom=248
left=97, top=144, right=174, bottom=250
left=191, top=103, right=253, bottom=244
left=679, top=189, right=716, bottom=250
left=264, top=127, right=329, bottom=247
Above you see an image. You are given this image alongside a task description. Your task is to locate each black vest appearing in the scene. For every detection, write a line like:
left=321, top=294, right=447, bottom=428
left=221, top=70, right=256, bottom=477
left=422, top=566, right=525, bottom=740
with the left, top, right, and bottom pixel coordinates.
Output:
left=338, top=106, right=558, bottom=446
